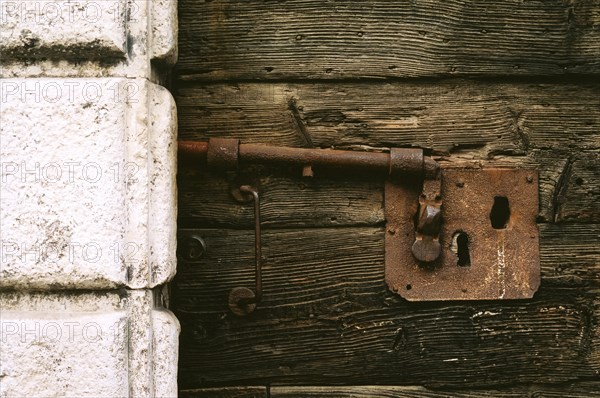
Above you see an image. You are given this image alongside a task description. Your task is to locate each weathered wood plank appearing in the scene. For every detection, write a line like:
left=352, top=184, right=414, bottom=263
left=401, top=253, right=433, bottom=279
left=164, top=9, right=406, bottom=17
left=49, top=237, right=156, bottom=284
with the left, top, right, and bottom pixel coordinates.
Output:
left=176, top=225, right=600, bottom=312
left=555, top=152, right=600, bottom=222
left=178, top=150, right=600, bottom=227
left=177, top=167, right=385, bottom=229
left=178, top=383, right=600, bottom=398
left=541, top=224, right=600, bottom=285
left=177, top=0, right=600, bottom=80
left=176, top=228, right=385, bottom=314
left=176, top=290, right=597, bottom=388
left=175, top=226, right=600, bottom=388
left=180, top=387, right=267, bottom=398
left=176, top=83, right=600, bottom=153
left=270, top=383, right=600, bottom=398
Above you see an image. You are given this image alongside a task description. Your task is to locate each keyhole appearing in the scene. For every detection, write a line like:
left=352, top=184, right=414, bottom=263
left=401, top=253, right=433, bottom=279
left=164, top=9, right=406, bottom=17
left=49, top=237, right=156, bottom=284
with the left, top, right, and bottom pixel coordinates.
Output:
left=452, top=232, right=471, bottom=267
left=456, top=233, right=470, bottom=266
left=490, top=196, right=510, bottom=229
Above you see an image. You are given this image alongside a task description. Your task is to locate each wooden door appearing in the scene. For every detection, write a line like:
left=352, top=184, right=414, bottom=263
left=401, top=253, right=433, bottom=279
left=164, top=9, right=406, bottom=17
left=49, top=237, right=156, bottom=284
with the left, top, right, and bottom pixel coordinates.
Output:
left=173, top=1, right=600, bottom=396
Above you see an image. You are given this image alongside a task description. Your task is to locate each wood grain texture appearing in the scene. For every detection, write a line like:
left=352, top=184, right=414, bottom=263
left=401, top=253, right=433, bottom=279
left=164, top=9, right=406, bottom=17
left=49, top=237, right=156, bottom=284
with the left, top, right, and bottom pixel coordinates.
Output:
left=176, top=225, right=600, bottom=308
left=176, top=82, right=600, bottom=224
left=540, top=224, right=600, bottom=285
left=176, top=290, right=597, bottom=388
left=176, top=228, right=385, bottom=314
left=175, top=2, right=600, bottom=390
left=177, top=167, right=385, bottom=229
left=177, top=0, right=600, bottom=80
left=175, top=225, right=600, bottom=388
left=180, top=387, right=267, bottom=398
left=178, top=151, right=600, bottom=227
left=555, top=151, right=600, bottom=223
left=270, top=384, right=600, bottom=398
left=176, top=82, right=600, bottom=152
left=178, top=384, right=600, bottom=398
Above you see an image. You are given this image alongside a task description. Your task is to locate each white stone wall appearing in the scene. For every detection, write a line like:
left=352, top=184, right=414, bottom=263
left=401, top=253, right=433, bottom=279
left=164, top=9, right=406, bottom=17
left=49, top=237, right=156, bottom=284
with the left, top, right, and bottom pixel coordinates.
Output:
left=0, top=1, right=179, bottom=397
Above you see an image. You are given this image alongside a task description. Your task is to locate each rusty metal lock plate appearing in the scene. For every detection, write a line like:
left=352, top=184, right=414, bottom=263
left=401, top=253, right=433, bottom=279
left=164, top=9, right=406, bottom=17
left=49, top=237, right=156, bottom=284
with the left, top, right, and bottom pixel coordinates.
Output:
left=385, top=169, right=540, bottom=301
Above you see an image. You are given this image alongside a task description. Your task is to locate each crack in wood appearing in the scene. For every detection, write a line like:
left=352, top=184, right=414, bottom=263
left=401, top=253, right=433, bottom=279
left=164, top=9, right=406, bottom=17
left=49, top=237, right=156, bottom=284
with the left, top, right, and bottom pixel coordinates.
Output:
left=553, top=157, right=574, bottom=223
left=287, top=98, right=314, bottom=148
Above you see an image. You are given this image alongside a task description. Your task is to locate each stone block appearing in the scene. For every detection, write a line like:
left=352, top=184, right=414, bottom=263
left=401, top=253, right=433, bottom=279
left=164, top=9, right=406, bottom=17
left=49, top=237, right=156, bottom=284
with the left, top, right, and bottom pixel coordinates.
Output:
left=0, top=1, right=128, bottom=60
left=0, top=290, right=179, bottom=398
left=0, top=78, right=177, bottom=290
left=0, top=1, right=178, bottom=79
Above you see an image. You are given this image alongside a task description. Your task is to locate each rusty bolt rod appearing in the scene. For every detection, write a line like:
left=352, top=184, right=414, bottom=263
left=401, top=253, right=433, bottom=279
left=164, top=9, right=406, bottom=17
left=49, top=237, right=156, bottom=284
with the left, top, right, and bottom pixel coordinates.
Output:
left=179, top=140, right=208, bottom=162
left=179, top=139, right=438, bottom=177
left=241, top=143, right=391, bottom=172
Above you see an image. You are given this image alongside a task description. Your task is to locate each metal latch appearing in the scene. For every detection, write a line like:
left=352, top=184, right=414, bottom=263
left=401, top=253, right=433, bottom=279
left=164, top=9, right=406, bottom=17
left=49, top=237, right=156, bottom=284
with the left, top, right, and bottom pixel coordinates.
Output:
left=180, top=138, right=540, bottom=312
left=385, top=169, right=540, bottom=301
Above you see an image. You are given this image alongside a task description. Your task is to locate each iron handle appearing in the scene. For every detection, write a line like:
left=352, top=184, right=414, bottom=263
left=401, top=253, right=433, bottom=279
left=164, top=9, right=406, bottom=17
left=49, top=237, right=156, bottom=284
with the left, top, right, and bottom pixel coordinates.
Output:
left=228, top=185, right=263, bottom=316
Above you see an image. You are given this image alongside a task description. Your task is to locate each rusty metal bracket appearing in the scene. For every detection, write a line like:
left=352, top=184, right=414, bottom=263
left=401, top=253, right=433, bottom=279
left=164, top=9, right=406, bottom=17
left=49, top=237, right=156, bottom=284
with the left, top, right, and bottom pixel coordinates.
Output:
left=385, top=169, right=540, bottom=301
left=411, top=171, right=443, bottom=263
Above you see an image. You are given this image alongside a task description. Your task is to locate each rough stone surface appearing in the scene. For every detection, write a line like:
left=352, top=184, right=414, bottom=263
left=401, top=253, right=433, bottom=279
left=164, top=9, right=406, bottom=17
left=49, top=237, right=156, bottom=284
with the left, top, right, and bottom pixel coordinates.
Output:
left=152, top=0, right=179, bottom=65
left=0, top=291, right=129, bottom=398
left=0, top=0, right=178, bottom=80
left=153, top=309, right=181, bottom=398
left=148, top=84, right=178, bottom=287
left=0, top=290, right=179, bottom=397
left=0, top=0, right=128, bottom=60
left=1, top=0, right=180, bottom=395
left=0, top=78, right=177, bottom=290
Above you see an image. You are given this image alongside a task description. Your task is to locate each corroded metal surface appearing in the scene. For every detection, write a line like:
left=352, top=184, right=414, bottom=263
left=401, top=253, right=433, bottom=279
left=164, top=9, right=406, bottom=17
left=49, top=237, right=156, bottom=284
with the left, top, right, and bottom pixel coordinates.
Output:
left=411, top=176, right=443, bottom=263
left=389, top=148, right=423, bottom=178
left=228, top=287, right=257, bottom=316
left=179, top=139, right=427, bottom=178
left=206, top=138, right=239, bottom=171
left=386, top=169, right=540, bottom=301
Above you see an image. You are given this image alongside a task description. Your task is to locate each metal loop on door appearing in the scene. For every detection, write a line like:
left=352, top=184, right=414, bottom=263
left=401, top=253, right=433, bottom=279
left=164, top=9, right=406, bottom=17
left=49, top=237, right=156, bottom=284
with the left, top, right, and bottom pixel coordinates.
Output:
left=228, top=185, right=263, bottom=316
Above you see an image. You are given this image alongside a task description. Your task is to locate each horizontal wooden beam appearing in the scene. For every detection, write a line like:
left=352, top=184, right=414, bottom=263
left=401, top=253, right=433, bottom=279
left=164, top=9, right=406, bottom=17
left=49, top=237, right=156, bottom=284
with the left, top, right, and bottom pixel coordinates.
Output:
left=175, top=225, right=600, bottom=387
left=270, top=383, right=600, bottom=398
left=179, top=383, right=600, bottom=397
left=179, top=150, right=600, bottom=226
left=177, top=290, right=598, bottom=387
left=180, top=387, right=267, bottom=398
left=177, top=0, right=600, bottom=80
left=177, top=82, right=600, bottom=153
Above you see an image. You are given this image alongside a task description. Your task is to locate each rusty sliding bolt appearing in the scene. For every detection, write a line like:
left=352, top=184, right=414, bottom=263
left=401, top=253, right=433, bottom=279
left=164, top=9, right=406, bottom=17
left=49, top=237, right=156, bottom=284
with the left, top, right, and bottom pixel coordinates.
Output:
left=179, top=138, right=439, bottom=179
left=228, top=185, right=263, bottom=316
left=180, top=138, right=444, bottom=306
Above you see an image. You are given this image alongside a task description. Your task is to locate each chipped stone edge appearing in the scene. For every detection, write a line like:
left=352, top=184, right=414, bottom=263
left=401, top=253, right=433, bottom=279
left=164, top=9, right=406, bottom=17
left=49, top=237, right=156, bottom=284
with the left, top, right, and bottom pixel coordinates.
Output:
left=127, top=290, right=179, bottom=398
left=152, top=308, right=180, bottom=398
left=147, top=83, right=178, bottom=288
left=0, top=1, right=128, bottom=61
left=0, top=0, right=179, bottom=80
left=0, top=290, right=179, bottom=397
left=151, top=0, right=179, bottom=65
